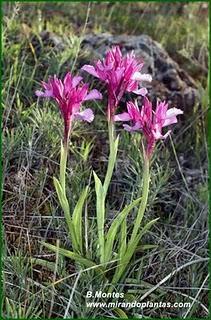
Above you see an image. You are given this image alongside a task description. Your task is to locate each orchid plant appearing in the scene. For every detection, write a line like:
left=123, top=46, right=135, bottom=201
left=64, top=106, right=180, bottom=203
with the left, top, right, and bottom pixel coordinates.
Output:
left=36, top=46, right=183, bottom=291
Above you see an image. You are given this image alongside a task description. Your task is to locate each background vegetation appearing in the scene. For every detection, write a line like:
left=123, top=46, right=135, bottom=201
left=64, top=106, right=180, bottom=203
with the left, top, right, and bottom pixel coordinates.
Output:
left=2, top=2, right=209, bottom=318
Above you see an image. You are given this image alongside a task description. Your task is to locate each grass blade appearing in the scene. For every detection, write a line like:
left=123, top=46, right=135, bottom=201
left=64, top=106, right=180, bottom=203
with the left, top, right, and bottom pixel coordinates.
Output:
left=72, top=186, right=89, bottom=253
left=135, top=244, right=158, bottom=252
left=93, top=171, right=105, bottom=264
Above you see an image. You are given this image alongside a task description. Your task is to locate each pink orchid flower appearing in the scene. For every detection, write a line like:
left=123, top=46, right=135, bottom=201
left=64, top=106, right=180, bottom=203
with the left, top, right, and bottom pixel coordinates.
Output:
left=114, top=97, right=183, bottom=157
left=36, top=72, right=102, bottom=144
left=81, top=46, right=152, bottom=121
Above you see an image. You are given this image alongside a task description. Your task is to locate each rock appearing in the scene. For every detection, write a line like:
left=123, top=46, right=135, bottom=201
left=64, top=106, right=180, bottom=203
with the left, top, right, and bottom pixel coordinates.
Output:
left=39, top=31, right=66, bottom=51
left=81, top=33, right=201, bottom=112
left=31, top=30, right=66, bottom=56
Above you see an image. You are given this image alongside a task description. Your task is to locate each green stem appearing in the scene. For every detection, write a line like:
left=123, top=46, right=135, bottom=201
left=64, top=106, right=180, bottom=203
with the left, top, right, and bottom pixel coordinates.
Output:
left=59, top=141, right=68, bottom=192
left=103, top=120, right=117, bottom=195
left=129, top=157, right=150, bottom=244
left=60, top=124, right=71, bottom=191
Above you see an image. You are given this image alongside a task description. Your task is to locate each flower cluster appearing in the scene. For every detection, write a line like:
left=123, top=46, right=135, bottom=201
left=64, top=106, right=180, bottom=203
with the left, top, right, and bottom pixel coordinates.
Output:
left=36, top=72, right=102, bottom=144
left=82, top=46, right=152, bottom=120
left=36, top=46, right=183, bottom=155
left=114, top=98, right=183, bottom=157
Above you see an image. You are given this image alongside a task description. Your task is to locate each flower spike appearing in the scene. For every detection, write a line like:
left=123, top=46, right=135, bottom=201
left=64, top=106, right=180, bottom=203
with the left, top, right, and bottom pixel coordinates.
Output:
left=36, top=72, right=102, bottom=145
left=115, top=97, right=183, bottom=157
left=82, top=46, right=152, bottom=121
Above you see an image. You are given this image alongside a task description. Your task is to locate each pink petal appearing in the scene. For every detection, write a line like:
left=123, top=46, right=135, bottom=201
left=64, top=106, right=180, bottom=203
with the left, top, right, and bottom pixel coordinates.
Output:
left=127, top=101, right=141, bottom=121
left=115, top=67, right=125, bottom=83
left=163, top=108, right=183, bottom=127
left=35, top=90, right=45, bottom=97
left=112, top=46, right=122, bottom=64
left=35, top=89, right=52, bottom=97
left=163, top=116, right=178, bottom=127
left=132, top=72, right=152, bottom=82
left=155, top=101, right=168, bottom=124
left=123, top=121, right=142, bottom=132
left=127, top=81, right=138, bottom=92
left=132, top=87, right=148, bottom=96
left=142, top=97, right=153, bottom=122
left=51, top=77, right=63, bottom=98
left=84, top=89, right=102, bottom=101
left=78, top=83, right=89, bottom=101
left=72, top=76, right=83, bottom=88
left=166, top=107, right=183, bottom=117
left=63, top=72, right=73, bottom=91
left=153, top=127, right=171, bottom=140
left=74, top=108, right=94, bottom=123
left=152, top=127, right=163, bottom=139
left=81, top=65, right=99, bottom=78
left=114, top=112, right=131, bottom=122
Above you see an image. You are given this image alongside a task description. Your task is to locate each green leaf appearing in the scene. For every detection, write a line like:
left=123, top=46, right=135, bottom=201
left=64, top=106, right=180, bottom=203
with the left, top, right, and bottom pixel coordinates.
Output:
left=119, top=218, right=127, bottom=260
left=130, top=158, right=150, bottom=243
left=53, top=176, right=67, bottom=210
left=53, top=177, right=78, bottom=252
left=30, top=258, right=57, bottom=272
left=42, top=242, right=104, bottom=276
left=113, top=307, right=128, bottom=318
left=93, top=171, right=105, bottom=264
left=82, top=140, right=93, bottom=162
left=125, top=218, right=159, bottom=265
left=104, top=197, right=142, bottom=263
left=112, top=233, right=140, bottom=285
left=103, top=135, right=119, bottom=195
left=137, top=218, right=159, bottom=239
left=112, top=218, right=159, bottom=285
left=72, top=186, right=89, bottom=253
left=124, top=293, right=136, bottom=302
